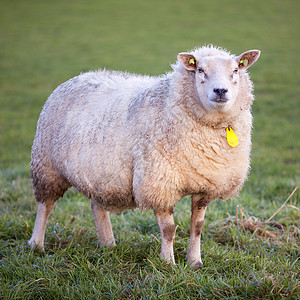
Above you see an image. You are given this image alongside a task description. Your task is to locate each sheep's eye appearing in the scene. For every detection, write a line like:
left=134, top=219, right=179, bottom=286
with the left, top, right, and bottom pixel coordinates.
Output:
left=198, top=68, right=205, bottom=74
left=233, top=68, right=238, bottom=74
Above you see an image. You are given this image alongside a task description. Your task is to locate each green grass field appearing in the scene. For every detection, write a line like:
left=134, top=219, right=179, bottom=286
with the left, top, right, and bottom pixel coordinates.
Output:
left=0, top=0, right=299, bottom=298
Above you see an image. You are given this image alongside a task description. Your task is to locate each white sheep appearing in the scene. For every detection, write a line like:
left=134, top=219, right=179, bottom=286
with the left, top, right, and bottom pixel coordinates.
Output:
left=29, top=45, right=260, bottom=268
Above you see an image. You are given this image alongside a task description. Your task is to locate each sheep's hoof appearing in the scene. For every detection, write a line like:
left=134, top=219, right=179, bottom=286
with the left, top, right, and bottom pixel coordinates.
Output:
left=99, top=240, right=116, bottom=248
left=191, top=261, right=203, bottom=270
left=28, top=240, right=45, bottom=254
left=187, top=259, right=203, bottom=270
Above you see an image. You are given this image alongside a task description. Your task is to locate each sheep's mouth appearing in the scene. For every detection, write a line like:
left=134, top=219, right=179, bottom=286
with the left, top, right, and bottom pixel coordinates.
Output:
left=211, top=97, right=229, bottom=103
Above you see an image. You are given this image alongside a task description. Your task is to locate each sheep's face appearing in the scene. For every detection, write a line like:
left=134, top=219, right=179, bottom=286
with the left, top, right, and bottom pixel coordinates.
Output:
left=178, top=50, right=261, bottom=112
left=194, top=56, right=239, bottom=112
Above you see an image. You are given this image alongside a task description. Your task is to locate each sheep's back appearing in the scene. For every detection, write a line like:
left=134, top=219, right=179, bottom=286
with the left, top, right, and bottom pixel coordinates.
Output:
left=32, top=70, right=155, bottom=211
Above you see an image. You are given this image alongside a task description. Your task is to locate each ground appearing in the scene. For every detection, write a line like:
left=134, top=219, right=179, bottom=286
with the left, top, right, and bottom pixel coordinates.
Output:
left=0, top=0, right=299, bottom=298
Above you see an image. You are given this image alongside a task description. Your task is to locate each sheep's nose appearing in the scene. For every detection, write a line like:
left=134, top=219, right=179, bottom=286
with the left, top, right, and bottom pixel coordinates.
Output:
left=214, top=88, right=228, bottom=96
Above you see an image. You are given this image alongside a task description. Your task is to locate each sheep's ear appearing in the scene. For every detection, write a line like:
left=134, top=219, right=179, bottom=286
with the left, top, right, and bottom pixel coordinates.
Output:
left=236, top=50, right=261, bottom=69
left=177, top=53, right=197, bottom=71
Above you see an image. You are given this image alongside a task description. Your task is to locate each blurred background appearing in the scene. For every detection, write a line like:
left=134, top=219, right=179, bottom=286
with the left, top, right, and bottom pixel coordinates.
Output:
left=0, top=0, right=299, bottom=205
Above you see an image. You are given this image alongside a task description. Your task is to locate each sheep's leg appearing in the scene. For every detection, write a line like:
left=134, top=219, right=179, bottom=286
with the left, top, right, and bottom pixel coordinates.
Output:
left=155, top=209, right=175, bottom=264
left=186, top=194, right=207, bottom=269
left=91, top=202, right=116, bottom=247
left=28, top=200, right=56, bottom=249
left=29, top=167, right=70, bottom=250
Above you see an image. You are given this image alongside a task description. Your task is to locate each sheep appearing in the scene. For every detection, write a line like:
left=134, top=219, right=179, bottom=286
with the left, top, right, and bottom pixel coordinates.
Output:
left=29, top=45, right=260, bottom=268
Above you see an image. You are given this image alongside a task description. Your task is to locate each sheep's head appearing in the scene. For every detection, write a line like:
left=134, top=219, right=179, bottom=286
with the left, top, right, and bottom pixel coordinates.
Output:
left=177, top=49, right=260, bottom=112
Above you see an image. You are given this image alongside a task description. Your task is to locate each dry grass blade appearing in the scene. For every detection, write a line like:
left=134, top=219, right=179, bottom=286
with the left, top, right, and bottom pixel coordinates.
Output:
left=266, top=187, right=299, bottom=222
left=209, top=190, right=300, bottom=242
left=287, top=205, right=300, bottom=212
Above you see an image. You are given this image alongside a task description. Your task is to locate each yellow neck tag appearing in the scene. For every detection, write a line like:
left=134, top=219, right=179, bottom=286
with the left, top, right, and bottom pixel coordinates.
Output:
left=226, top=127, right=239, bottom=147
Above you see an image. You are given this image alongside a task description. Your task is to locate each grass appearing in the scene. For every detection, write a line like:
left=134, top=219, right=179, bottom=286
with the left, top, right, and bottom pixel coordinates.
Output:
left=0, top=0, right=299, bottom=298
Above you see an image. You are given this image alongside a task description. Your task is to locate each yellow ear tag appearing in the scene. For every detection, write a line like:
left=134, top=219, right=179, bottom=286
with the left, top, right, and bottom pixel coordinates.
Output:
left=226, top=127, right=239, bottom=147
left=239, top=59, right=248, bottom=67
left=189, top=58, right=195, bottom=65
